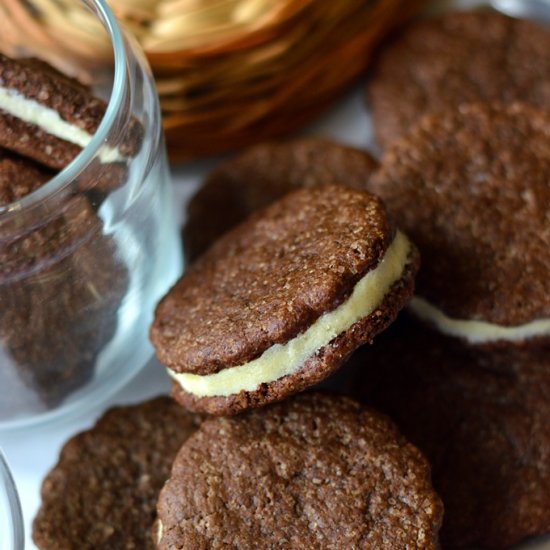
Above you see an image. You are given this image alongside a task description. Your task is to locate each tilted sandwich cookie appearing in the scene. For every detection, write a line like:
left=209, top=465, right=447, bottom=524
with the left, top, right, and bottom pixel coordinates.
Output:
left=0, top=53, right=141, bottom=192
left=152, top=185, right=419, bottom=415
left=184, top=138, right=378, bottom=262
left=371, top=102, right=550, bottom=346
left=33, top=397, right=201, bottom=550
left=367, top=10, right=550, bottom=147
left=156, top=393, right=443, bottom=549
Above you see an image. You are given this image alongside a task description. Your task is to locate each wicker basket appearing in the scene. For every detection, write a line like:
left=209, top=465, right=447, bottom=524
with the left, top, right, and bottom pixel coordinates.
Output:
left=0, top=0, right=425, bottom=162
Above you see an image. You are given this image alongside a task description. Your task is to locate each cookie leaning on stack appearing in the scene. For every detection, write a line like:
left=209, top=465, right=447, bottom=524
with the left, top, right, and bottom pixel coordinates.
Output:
left=152, top=184, right=419, bottom=415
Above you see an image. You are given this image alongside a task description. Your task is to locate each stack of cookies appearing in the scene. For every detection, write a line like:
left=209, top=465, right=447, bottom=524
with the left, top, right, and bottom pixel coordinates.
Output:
left=33, top=139, right=445, bottom=548
left=0, top=54, right=135, bottom=412
left=358, top=8, right=550, bottom=549
left=32, top=6, right=550, bottom=550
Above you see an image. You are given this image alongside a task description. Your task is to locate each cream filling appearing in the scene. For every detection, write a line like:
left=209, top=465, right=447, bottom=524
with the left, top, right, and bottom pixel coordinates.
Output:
left=0, top=87, right=123, bottom=163
left=169, top=231, right=411, bottom=398
left=410, top=296, right=550, bottom=344
left=156, top=520, right=163, bottom=544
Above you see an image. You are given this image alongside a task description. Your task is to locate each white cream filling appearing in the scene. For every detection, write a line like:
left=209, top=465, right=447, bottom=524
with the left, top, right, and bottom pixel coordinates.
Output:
left=410, top=296, right=550, bottom=344
left=156, top=520, right=163, bottom=544
left=0, top=87, right=123, bottom=163
left=169, top=231, right=411, bottom=398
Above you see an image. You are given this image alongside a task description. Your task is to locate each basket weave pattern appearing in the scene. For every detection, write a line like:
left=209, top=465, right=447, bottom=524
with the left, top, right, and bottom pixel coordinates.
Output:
left=0, top=0, right=425, bottom=161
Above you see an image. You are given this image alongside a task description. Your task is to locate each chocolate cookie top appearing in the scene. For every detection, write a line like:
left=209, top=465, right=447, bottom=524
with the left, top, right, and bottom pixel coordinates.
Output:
left=33, top=397, right=201, bottom=550
left=184, top=139, right=378, bottom=262
left=156, top=393, right=442, bottom=549
left=371, top=102, right=550, bottom=330
left=368, top=10, right=550, bottom=148
left=152, top=185, right=395, bottom=375
left=352, top=317, right=550, bottom=548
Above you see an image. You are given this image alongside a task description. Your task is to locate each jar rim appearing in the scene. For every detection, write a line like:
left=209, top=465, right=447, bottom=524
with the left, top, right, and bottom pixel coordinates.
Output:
left=0, top=0, right=127, bottom=218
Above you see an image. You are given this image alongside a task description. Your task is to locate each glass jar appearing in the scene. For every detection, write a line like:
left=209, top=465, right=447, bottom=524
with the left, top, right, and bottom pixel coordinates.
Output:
left=0, top=0, right=182, bottom=428
left=0, top=449, right=23, bottom=549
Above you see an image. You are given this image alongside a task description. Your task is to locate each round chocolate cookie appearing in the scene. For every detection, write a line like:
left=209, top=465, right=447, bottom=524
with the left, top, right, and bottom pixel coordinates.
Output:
left=350, top=316, right=550, bottom=549
left=33, top=397, right=201, bottom=550
left=368, top=10, right=550, bottom=147
left=156, top=393, right=442, bottom=549
left=183, top=138, right=378, bottom=263
left=151, top=184, right=419, bottom=415
left=371, top=102, right=550, bottom=345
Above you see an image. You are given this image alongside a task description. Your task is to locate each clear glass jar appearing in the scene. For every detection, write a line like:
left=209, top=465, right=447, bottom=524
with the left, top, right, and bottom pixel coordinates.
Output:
left=0, top=0, right=182, bottom=428
left=0, top=449, right=23, bottom=549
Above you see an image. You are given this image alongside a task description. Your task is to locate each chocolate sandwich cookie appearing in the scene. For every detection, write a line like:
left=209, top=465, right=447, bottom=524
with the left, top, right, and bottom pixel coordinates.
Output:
left=368, top=11, right=550, bottom=147
left=0, top=53, right=140, bottom=191
left=33, top=397, right=201, bottom=550
left=351, top=317, right=550, bottom=548
left=184, top=138, right=378, bottom=262
left=156, top=393, right=442, bottom=549
left=0, top=155, right=128, bottom=408
left=371, top=102, right=550, bottom=346
left=151, top=185, right=418, bottom=415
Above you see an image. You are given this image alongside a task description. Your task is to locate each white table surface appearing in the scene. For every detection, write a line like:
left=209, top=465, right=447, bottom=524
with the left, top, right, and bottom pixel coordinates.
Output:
left=1, top=84, right=548, bottom=550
